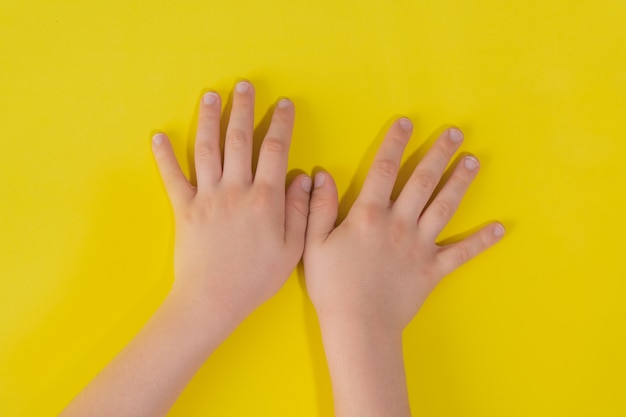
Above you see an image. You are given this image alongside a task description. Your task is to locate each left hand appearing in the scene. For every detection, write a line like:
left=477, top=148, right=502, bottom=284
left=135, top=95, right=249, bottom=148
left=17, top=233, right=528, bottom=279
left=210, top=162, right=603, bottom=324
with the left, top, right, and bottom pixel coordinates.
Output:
left=152, top=80, right=312, bottom=326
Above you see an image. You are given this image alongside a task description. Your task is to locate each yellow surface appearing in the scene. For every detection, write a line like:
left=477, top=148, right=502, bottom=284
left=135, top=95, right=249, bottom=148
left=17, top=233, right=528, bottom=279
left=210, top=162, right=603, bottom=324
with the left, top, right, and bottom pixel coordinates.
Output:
left=1, top=0, right=625, bottom=415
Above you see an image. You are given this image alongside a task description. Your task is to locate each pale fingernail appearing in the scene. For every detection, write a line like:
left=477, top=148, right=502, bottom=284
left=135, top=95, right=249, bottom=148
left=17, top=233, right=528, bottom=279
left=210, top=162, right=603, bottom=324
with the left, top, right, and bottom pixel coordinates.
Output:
left=278, top=98, right=291, bottom=109
left=203, top=92, right=218, bottom=105
left=399, top=117, right=413, bottom=131
left=235, top=81, right=250, bottom=93
left=494, top=223, right=505, bottom=237
left=301, top=176, right=312, bottom=192
left=464, top=156, right=479, bottom=170
left=314, top=172, right=326, bottom=188
left=152, top=133, right=164, bottom=146
left=449, top=128, right=464, bottom=143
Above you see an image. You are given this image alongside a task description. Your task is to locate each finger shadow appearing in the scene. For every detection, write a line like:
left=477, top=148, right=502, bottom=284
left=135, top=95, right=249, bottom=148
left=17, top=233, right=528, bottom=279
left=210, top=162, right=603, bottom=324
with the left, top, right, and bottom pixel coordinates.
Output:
left=411, top=142, right=509, bottom=246
left=185, top=92, right=203, bottom=187
left=437, top=217, right=513, bottom=247
left=390, top=124, right=455, bottom=201
left=218, top=87, right=234, bottom=163
left=336, top=119, right=460, bottom=224
left=286, top=168, right=307, bottom=190
left=335, top=116, right=401, bottom=223
left=418, top=149, right=473, bottom=217
left=402, top=132, right=505, bottom=246
left=436, top=220, right=498, bottom=246
left=252, top=102, right=276, bottom=176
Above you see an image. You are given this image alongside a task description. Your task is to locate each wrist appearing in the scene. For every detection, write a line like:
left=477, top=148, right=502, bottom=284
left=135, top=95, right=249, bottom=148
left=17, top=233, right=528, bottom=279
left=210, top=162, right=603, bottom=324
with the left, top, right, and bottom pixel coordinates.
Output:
left=316, top=312, right=410, bottom=417
left=162, top=286, right=241, bottom=353
left=317, top=313, right=404, bottom=355
left=315, top=306, right=405, bottom=340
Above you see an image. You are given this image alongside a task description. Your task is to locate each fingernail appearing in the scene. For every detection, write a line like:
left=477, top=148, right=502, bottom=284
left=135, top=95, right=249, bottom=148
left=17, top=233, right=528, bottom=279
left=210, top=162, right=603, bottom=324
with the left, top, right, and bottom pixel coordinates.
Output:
left=278, top=98, right=291, bottom=109
left=464, top=156, right=479, bottom=170
left=494, top=223, right=505, bottom=237
left=399, top=117, right=413, bottom=131
left=314, top=172, right=326, bottom=188
left=301, top=176, right=312, bottom=192
left=203, top=92, right=218, bottom=105
left=152, top=133, right=164, bottom=146
left=449, top=128, right=463, bottom=143
left=235, top=81, right=250, bottom=93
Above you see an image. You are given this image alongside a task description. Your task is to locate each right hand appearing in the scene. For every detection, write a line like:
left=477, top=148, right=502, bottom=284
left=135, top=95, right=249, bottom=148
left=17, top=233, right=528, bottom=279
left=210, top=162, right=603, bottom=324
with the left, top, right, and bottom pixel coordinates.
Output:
left=303, top=118, right=504, bottom=332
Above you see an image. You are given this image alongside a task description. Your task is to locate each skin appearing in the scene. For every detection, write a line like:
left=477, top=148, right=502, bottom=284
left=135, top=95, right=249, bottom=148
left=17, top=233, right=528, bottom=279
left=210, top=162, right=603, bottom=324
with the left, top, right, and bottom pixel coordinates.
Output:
left=60, top=79, right=503, bottom=416
left=59, top=81, right=312, bottom=417
left=303, top=118, right=505, bottom=417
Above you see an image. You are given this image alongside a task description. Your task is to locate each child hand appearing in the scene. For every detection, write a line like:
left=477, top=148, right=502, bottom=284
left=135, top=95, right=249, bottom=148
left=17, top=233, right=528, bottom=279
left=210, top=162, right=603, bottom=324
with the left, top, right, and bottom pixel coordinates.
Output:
left=60, top=82, right=312, bottom=417
left=304, top=118, right=504, bottom=333
left=152, top=81, right=311, bottom=327
left=303, top=118, right=504, bottom=417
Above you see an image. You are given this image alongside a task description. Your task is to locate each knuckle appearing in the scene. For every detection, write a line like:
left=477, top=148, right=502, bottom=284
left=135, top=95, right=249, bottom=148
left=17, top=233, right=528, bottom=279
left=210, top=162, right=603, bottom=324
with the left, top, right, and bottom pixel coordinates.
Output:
left=289, top=198, right=309, bottom=218
left=253, top=183, right=276, bottom=206
left=454, top=170, right=473, bottom=188
left=199, top=111, right=219, bottom=123
left=454, top=245, right=471, bottom=265
left=272, top=110, right=293, bottom=123
left=432, top=145, right=451, bottom=162
left=389, top=133, right=409, bottom=147
left=389, top=218, right=410, bottom=244
left=353, top=202, right=384, bottom=226
left=177, top=202, right=203, bottom=224
left=373, top=158, right=399, bottom=178
left=226, top=129, right=249, bottom=150
left=176, top=206, right=195, bottom=224
left=309, top=196, right=329, bottom=214
left=262, top=137, right=285, bottom=154
left=223, top=188, right=242, bottom=208
left=196, top=143, right=219, bottom=159
left=413, top=169, right=437, bottom=191
left=308, top=202, right=324, bottom=214
left=480, top=229, right=494, bottom=247
left=162, top=173, right=181, bottom=190
left=431, top=199, right=453, bottom=219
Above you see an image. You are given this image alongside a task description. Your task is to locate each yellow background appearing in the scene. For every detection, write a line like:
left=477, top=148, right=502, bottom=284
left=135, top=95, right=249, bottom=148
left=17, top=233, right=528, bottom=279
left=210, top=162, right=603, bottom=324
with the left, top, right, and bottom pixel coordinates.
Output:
left=1, top=0, right=625, bottom=415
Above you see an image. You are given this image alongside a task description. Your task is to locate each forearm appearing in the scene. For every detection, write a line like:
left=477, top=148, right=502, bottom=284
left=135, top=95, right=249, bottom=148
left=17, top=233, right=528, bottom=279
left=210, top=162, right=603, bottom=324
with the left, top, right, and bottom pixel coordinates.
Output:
left=60, top=288, right=236, bottom=417
left=319, top=316, right=411, bottom=417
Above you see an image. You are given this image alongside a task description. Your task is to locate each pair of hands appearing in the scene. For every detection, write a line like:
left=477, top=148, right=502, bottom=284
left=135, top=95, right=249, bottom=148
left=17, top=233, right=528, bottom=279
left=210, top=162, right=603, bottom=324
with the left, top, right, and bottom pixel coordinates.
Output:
left=152, top=80, right=503, bottom=335
left=59, top=80, right=504, bottom=417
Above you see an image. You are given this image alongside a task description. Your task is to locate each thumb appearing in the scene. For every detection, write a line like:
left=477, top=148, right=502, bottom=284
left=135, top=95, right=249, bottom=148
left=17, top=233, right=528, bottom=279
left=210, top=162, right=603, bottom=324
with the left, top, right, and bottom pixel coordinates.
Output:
left=306, top=171, right=339, bottom=245
left=285, top=174, right=312, bottom=254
